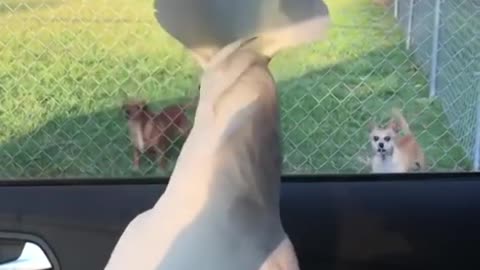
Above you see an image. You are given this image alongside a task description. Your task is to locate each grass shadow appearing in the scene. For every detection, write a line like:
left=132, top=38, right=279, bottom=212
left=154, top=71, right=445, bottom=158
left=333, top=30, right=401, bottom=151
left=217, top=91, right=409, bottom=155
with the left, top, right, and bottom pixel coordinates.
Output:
left=0, top=96, right=196, bottom=178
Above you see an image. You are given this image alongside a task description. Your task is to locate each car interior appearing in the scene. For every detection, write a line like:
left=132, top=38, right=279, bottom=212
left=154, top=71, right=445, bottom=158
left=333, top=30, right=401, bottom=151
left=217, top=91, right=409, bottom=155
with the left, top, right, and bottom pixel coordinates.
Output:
left=1, top=173, right=480, bottom=269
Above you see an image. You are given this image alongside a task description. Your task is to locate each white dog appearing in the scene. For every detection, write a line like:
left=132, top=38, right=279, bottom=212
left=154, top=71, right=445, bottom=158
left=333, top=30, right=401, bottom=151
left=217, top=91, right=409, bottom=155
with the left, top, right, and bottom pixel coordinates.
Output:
left=105, top=36, right=300, bottom=270
left=105, top=2, right=330, bottom=269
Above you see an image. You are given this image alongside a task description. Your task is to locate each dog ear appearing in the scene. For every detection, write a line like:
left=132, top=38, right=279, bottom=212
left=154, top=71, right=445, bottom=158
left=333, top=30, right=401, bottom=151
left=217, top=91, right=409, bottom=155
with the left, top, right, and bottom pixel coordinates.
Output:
left=388, top=119, right=401, bottom=133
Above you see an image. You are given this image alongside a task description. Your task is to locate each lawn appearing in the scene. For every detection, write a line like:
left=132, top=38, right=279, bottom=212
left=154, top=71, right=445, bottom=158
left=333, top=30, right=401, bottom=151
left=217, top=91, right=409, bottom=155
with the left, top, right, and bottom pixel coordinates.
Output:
left=0, top=0, right=471, bottom=178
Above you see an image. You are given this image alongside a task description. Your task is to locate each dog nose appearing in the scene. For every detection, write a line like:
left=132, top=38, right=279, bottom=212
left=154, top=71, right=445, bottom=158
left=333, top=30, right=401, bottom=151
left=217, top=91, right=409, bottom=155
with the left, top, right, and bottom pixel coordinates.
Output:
left=379, top=142, right=384, bottom=148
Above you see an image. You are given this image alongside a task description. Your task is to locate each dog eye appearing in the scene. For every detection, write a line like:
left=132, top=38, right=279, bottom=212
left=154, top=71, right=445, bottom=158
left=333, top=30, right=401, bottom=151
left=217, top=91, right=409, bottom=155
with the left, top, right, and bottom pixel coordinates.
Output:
left=373, top=136, right=379, bottom=141
left=384, top=136, right=391, bottom=142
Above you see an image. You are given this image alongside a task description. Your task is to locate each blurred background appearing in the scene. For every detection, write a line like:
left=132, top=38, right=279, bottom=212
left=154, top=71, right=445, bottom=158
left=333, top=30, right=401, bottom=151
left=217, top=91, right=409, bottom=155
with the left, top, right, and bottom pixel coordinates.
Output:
left=0, top=0, right=478, bottom=179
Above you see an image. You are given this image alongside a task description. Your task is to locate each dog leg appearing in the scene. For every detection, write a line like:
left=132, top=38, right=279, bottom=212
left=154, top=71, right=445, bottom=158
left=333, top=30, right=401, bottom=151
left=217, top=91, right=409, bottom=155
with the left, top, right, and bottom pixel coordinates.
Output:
left=133, top=148, right=141, bottom=170
left=158, top=150, right=168, bottom=169
left=154, top=143, right=168, bottom=169
left=159, top=158, right=166, bottom=169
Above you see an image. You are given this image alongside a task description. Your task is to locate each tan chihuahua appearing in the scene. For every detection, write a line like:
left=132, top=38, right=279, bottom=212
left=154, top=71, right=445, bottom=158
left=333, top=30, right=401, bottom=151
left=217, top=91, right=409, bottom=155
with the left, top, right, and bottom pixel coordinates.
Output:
left=369, top=108, right=425, bottom=173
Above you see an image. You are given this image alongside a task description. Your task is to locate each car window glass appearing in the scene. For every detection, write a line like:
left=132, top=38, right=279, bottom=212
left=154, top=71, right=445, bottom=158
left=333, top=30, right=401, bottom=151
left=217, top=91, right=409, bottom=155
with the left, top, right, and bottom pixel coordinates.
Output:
left=0, top=0, right=478, bottom=179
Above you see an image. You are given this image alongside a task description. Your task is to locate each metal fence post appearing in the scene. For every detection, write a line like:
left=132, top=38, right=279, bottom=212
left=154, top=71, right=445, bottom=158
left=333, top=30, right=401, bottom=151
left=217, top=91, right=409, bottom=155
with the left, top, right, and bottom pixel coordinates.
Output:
left=406, top=0, right=415, bottom=50
left=429, top=0, right=441, bottom=97
left=394, top=0, right=399, bottom=18
left=474, top=72, right=480, bottom=171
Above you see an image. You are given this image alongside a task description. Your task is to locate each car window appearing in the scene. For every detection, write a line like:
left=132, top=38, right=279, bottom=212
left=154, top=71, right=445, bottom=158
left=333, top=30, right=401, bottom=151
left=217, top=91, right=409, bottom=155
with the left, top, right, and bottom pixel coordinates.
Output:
left=0, top=0, right=478, bottom=179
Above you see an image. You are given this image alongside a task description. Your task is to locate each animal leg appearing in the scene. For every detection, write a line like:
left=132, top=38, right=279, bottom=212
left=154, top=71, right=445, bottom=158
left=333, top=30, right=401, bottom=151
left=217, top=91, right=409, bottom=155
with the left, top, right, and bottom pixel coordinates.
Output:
left=133, top=148, right=141, bottom=170
left=155, top=142, right=168, bottom=169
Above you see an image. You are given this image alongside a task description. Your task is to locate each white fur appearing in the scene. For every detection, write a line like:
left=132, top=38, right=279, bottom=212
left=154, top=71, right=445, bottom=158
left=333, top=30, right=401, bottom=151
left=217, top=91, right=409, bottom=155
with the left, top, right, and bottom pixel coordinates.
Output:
left=127, top=121, right=145, bottom=152
left=371, top=153, right=405, bottom=173
left=105, top=39, right=299, bottom=270
left=106, top=3, right=331, bottom=269
left=192, top=16, right=331, bottom=68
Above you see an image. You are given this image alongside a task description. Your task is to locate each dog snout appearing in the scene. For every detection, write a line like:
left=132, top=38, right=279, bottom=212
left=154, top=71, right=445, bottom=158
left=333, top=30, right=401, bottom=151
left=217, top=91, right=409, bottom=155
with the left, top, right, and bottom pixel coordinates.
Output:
left=378, top=142, right=384, bottom=148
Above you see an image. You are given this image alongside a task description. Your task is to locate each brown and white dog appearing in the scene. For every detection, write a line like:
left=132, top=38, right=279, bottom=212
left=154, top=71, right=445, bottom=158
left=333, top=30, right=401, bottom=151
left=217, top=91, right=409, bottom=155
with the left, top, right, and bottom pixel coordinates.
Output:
left=123, top=99, right=194, bottom=169
left=369, top=108, right=426, bottom=173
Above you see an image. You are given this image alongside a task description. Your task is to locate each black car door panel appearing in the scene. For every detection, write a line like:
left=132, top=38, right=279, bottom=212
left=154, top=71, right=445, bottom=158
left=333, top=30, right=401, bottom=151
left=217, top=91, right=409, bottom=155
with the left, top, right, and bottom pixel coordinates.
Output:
left=0, top=173, right=478, bottom=269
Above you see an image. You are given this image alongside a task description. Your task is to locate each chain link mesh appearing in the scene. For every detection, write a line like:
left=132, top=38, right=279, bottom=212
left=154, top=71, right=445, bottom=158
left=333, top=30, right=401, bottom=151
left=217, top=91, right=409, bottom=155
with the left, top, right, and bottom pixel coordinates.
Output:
left=0, top=0, right=478, bottom=178
left=395, top=0, right=480, bottom=172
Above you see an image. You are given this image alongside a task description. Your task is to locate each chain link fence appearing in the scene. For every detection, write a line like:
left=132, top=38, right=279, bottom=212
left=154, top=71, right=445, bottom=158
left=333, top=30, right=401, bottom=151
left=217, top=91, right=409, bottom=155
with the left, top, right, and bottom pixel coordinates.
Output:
left=0, top=0, right=477, bottom=178
left=394, top=0, right=480, bottom=171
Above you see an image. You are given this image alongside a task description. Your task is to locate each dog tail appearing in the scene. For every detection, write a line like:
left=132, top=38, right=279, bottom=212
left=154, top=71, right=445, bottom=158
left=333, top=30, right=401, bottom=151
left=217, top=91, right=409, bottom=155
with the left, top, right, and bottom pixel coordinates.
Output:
left=391, top=108, right=411, bottom=134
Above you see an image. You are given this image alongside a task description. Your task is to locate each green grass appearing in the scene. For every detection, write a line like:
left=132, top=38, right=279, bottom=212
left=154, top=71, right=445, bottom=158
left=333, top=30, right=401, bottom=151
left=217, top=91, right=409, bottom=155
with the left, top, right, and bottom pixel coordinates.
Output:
left=0, top=0, right=471, bottom=178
